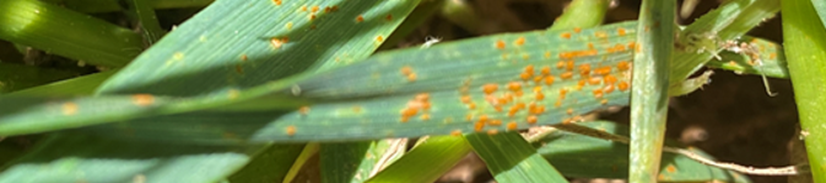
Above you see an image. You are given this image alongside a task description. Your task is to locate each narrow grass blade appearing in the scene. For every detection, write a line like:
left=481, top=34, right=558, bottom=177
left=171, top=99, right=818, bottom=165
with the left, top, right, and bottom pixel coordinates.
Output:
left=629, top=0, right=675, bottom=182
left=281, top=143, right=320, bottom=183
left=1, top=0, right=422, bottom=136
left=227, top=143, right=306, bottom=183
left=6, top=70, right=116, bottom=97
left=782, top=0, right=826, bottom=181
left=0, top=133, right=262, bottom=183
left=705, top=36, right=788, bottom=78
left=253, top=22, right=637, bottom=142
left=0, top=63, right=78, bottom=93
left=548, top=0, right=610, bottom=31
left=533, top=121, right=751, bottom=183
left=465, top=132, right=567, bottom=182
left=811, top=0, right=826, bottom=28
left=0, top=0, right=143, bottom=67
left=96, top=0, right=421, bottom=96
left=320, top=142, right=372, bottom=183
left=670, top=0, right=780, bottom=84
left=366, top=136, right=471, bottom=183
left=40, top=0, right=214, bottom=13
left=124, top=0, right=167, bottom=45
left=0, top=95, right=185, bottom=136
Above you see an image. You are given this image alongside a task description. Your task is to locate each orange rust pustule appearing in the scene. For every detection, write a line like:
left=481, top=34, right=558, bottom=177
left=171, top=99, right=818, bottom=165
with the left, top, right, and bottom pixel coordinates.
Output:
left=526, top=115, right=538, bottom=124
left=460, top=95, right=472, bottom=104
left=594, top=31, right=608, bottom=39
left=270, top=37, right=288, bottom=49
left=577, top=80, right=587, bottom=90
left=400, top=66, right=417, bottom=82
left=311, top=5, right=319, bottom=13
left=286, top=125, right=296, bottom=136
left=617, top=27, right=627, bottom=36
left=474, top=121, right=486, bottom=132
left=604, top=75, right=618, bottom=84
left=356, top=15, right=364, bottom=22
left=507, top=82, right=522, bottom=92
left=561, top=32, right=572, bottom=39
left=627, top=41, right=637, bottom=50
left=240, top=54, right=248, bottom=61
left=400, top=66, right=413, bottom=76
left=566, top=60, right=575, bottom=71
left=62, top=102, right=78, bottom=115
left=556, top=61, right=565, bottom=69
left=603, top=84, right=615, bottom=94
left=544, top=76, right=555, bottom=85
left=132, top=94, right=154, bottom=106
left=535, top=92, right=545, bottom=101
left=559, top=50, right=598, bottom=60
left=617, top=61, right=631, bottom=71
left=324, top=6, right=336, bottom=13
left=489, top=119, right=502, bottom=126
left=400, top=108, right=417, bottom=122
left=531, top=105, right=545, bottom=115
left=420, top=114, right=431, bottom=121
left=298, top=106, right=310, bottom=115
left=495, top=40, right=506, bottom=50
left=560, top=72, right=574, bottom=80
left=593, top=66, right=612, bottom=75
left=606, top=43, right=627, bottom=53
left=666, top=165, right=677, bottom=173
left=477, top=114, right=490, bottom=124
left=579, top=63, right=592, bottom=76
left=559, top=88, right=569, bottom=100
left=272, top=0, right=282, bottom=5
left=416, top=93, right=430, bottom=105
left=533, top=76, right=543, bottom=84
left=514, top=36, right=526, bottom=46
left=507, top=121, right=518, bottom=130
left=593, top=89, right=604, bottom=99
left=406, top=73, right=417, bottom=82
left=573, top=27, right=582, bottom=33
left=524, top=64, right=535, bottom=75
left=402, top=93, right=433, bottom=122
left=451, top=130, right=463, bottom=136
left=482, top=84, right=499, bottom=95
left=520, top=73, right=531, bottom=81
left=540, top=66, right=551, bottom=75
left=385, top=14, right=393, bottom=21
left=235, top=64, right=244, bottom=74
left=588, top=77, right=602, bottom=85
left=487, top=129, right=499, bottom=135
left=618, top=81, right=630, bottom=91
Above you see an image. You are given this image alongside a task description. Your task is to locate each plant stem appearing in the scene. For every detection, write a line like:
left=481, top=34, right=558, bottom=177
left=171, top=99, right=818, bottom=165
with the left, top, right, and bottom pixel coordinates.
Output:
left=781, top=0, right=826, bottom=181
left=629, top=0, right=676, bottom=182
